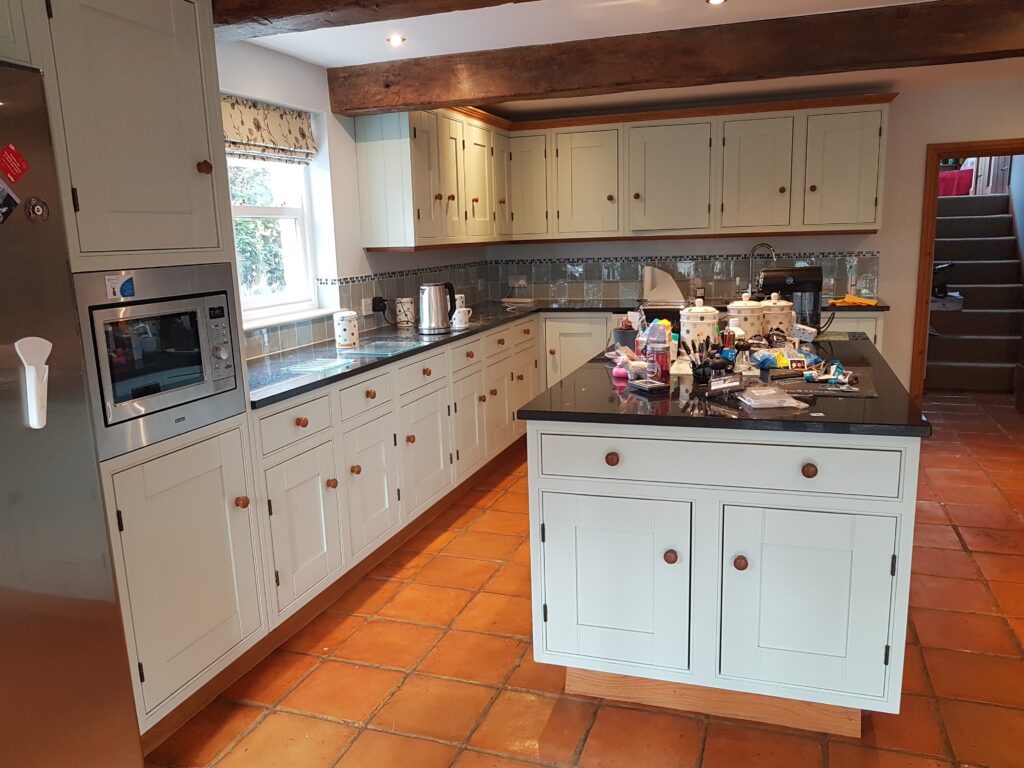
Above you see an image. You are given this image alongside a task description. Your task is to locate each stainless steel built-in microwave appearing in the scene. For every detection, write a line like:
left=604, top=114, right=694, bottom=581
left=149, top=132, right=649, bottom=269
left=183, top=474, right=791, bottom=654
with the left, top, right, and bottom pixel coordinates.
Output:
left=74, top=263, right=246, bottom=460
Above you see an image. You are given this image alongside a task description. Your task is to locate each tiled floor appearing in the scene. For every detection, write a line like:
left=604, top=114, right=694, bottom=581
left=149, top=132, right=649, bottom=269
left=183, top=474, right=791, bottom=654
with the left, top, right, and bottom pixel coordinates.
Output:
left=148, top=393, right=1024, bottom=768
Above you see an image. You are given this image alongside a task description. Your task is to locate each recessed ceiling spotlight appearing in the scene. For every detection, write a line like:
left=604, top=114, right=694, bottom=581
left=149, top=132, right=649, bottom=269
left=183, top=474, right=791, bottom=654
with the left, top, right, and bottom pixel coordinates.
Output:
left=706, top=0, right=727, bottom=5
left=386, top=33, right=406, bottom=47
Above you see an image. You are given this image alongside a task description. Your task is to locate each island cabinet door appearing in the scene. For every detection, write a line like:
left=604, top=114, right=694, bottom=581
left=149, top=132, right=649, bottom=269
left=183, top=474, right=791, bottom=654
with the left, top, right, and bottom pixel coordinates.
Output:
left=342, top=412, right=400, bottom=563
left=721, top=506, right=897, bottom=697
left=542, top=493, right=691, bottom=670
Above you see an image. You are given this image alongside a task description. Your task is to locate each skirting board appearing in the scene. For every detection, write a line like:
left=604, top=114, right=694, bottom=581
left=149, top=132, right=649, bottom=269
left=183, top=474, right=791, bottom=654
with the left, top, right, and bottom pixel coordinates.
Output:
left=564, top=668, right=861, bottom=738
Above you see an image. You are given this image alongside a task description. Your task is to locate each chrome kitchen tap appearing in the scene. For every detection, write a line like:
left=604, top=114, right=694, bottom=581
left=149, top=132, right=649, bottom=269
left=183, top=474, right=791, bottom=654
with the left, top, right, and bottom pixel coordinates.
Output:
left=745, top=242, right=778, bottom=295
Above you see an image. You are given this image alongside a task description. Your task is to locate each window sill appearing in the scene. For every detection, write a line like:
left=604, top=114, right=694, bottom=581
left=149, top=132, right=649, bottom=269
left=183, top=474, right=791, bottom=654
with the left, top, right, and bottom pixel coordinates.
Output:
left=242, top=307, right=338, bottom=332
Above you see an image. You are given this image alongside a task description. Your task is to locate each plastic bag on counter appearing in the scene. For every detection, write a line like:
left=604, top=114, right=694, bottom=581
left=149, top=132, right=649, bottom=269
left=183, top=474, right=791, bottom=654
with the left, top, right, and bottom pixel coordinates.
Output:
left=750, top=347, right=822, bottom=370
left=735, top=386, right=810, bottom=410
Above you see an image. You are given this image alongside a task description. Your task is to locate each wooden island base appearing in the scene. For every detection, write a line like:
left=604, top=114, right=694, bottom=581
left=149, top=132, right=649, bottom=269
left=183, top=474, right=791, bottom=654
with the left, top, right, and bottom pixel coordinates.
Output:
left=565, top=669, right=862, bottom=738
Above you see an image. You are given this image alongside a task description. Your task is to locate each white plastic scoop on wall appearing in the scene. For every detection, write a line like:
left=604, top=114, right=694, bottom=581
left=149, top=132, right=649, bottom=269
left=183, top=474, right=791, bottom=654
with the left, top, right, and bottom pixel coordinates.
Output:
left=15, top=337, right=52, bottom=429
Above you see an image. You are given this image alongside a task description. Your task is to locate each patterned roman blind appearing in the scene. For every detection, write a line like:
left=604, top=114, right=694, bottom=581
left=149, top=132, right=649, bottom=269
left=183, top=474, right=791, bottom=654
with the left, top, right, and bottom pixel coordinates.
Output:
left=221, top=95, right=318, bottom=164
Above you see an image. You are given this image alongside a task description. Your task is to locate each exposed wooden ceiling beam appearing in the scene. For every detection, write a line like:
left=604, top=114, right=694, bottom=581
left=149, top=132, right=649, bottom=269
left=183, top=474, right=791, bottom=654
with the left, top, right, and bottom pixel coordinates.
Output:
left=327, top=0, right=1024, bottom=116
left=213, top=0, right=540, bottom=40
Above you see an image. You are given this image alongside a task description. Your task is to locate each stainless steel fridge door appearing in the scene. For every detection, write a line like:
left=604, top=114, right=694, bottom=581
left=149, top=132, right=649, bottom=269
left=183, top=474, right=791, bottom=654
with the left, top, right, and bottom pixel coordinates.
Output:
left=0, top=63, right=144, bottom=767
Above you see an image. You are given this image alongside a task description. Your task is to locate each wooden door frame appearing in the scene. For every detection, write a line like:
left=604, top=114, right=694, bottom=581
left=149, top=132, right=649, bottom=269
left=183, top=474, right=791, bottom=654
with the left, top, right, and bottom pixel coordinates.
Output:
left=910, top=138, right=1024, bottom=404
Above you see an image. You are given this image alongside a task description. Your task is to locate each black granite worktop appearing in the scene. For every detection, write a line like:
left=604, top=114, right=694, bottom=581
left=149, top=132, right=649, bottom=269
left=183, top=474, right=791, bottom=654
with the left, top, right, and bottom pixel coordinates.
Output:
left=517, top=337, right=929, bottom=438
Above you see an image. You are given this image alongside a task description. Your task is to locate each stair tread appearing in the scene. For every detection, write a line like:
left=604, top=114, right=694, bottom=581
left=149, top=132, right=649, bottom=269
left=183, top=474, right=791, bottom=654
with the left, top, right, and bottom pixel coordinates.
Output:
left=927, top=361, right=1017, bottom=369
left=935, top=236, right=1017, bottom=242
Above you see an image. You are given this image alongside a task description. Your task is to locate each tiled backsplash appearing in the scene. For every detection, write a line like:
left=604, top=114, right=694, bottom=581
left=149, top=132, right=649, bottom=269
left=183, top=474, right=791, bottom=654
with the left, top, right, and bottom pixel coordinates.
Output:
left=244, top=251, right=878, bottom=359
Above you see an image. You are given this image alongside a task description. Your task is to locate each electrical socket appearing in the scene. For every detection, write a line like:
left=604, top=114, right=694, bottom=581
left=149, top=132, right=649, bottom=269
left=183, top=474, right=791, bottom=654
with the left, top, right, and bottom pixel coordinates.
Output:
left=508, top=275, right=528, bottom=288
left=360, top=298, right=374, bottom=316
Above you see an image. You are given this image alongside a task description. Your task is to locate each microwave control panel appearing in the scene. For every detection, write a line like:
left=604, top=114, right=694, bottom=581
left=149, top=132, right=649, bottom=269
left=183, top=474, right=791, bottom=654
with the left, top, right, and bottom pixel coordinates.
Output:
left=206, top=297, right=235, bottom=383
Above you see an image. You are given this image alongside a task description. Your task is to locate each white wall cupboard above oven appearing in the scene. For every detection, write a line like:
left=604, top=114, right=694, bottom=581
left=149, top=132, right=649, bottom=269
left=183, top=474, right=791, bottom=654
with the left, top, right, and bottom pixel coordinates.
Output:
left=0, top=0, right=30, bottom=65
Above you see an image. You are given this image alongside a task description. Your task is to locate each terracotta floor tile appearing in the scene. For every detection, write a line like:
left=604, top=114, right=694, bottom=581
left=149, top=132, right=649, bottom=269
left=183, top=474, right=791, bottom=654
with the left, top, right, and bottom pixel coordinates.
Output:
left=579, top=706, right=702, bottom=768
left=909, top=575, right=998, bottom=614
left=939, top=699, right=1024, bottom=768
left=399, top=526, right=459, bottom=555
left=989, top=470, right=1024, bottom=490
left=472, top=472, right=518, bottom=491
left=828, top=742, right=952, bottom=768
left=923, top=647, right=1024, bottom=707
left=990, top=580, right=1024, bottom=617
left=221, top=651, right=319, bottom=706
left=917, top=483, right=938, bottom=502
left=925, top=468, right=993, bottom=488
left=433, top=504, right=486, bottom=530
left=902, top=644, right=930, bottom=695
left=281, top=613, right=366, bottom=656
left=458, top=487, right=507, bottom=510
left=454, top=592, right=533, bottom=637
left=506, top=650, right=567, bottom=695
left=370, top=673, right=494, bottom=741
left=443, top=530, right=523, bottom=561
left=960, top=526, right=1024, bottom=555
left=914, top=524, right=963, bottom=550
left=471, top=510, right=531, bottom=536
left=1009, top=617, right=1024, bottom=646
left=915, top=501, right=948, bottom=523
left=484, top=563, right=532, bottom=598
left=934, top=484, right=1010, bottom=507
left=332, top=619, right=442, bottom=668
left=413, top=555, right=500, bottom=590
left=148, top=701, right=262, bottom=767
left=490, top=492, right=530, bottom=515
left=912, top=608, right=1019, bottom=655
left=453, top=751, right=539, bottom=767
left=510, top=540, right=532, bottom=565
left=282, top=660, right=403, bottom=722
left=974, top=553, right=1024, bottom=583
left=508, top=476, right=529, bottom=494
left=1001, top=489, right=1024, bottom=512
left=469, top=690, right=596, bottom=763
left=215, top=712, right=355, bottom=768
left=327, top=578, right=401, bottom=615
left=911, top=547, right=978, bottom=579
left=418, top=630, right=526, bottom=685
left=378, top=583, right=474, bottom=626
left=702, top=723, right=823, bottom=768
left=852, top=694, right=948, bottom=757
left=335, top=731, right=457, bottom=768
left=945, top=504, right=1024, bottom=530
left=368, top=551, right=431, bottom=581
left=920, top=454, right=977, bottom=470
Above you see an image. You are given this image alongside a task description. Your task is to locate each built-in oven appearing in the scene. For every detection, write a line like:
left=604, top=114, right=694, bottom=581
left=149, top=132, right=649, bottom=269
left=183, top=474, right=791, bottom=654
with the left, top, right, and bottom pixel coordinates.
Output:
left=74, top=263, right=246, bottom=460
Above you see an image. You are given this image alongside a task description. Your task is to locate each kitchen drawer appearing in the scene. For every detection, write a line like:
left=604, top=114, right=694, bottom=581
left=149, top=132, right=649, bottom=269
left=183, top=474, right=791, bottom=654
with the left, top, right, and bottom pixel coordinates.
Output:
left=512, top=318, right=538, bottom=347
left=339, top=371, right=393, bottom=421
left=397, top=352, right=448, bottom=395
left=485, top=327, right=515, bottom=358
left=539, top=434, right=903, bottom=499
left=450, top=337, right=484, bottom=374
left=260, top=395, right=332, bottom=455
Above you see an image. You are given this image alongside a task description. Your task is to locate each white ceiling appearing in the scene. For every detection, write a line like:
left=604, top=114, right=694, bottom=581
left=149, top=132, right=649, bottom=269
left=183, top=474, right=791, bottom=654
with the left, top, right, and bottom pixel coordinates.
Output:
left=250, top=0, right=936, bottom=69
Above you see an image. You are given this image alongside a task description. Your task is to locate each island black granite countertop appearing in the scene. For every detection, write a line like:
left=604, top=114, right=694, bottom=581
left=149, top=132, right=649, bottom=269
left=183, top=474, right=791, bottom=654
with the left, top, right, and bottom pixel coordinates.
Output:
left=247, top=298, right=891, bottom=409
left=517, top=337, right=929, bottom=438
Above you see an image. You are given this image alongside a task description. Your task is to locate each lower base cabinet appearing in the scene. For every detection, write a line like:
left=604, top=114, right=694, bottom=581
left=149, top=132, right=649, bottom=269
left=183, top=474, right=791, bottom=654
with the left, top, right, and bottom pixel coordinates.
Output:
left=510, top=345, right=540, bottom=436
left=111, top=429, right=261, bottom=712
left=342, top=412, right=400, bottom=563
left=398, top=386, right=453, bottom=519
left=264, top=441, right=344, bottom=614
left=452, top=370, right=487, bottom=480
left=485, top=360, right=514, bottom=452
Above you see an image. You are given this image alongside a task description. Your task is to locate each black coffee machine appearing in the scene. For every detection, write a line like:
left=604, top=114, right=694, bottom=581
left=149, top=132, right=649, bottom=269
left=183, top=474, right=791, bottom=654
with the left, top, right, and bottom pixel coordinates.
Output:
left=758, top=266, right=824, bottom=329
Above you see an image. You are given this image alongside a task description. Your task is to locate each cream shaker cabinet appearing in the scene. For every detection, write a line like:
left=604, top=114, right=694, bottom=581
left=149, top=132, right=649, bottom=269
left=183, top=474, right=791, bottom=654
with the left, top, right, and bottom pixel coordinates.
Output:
left=464, top=122, right=494, bottom=238
left=492, top=131, right=513, bottom=237
left=803, top=110, right=883, bottom=226
left=264, top=441, right=344, bottom=614
left=511, top=134, right=549, bottom=236
left=410, top=110, right=446, bottom=240
left=555, top=129, right=620, bottom=234
left=721, top=117, right=794, bottom=228
left=484, top=359, right=515, bottom=454
left=398, top=385, right=453, bottom=520
left=439, top=114, right=467, bottom=239
left=510, top=345, right=539, bottom=436
left=0, top=0, right=30, bottom=64
left=341, top=412, right=400, bottom=564
left=111, top=429, right=260, bottom=713
left=628, top=122, right=712, bottom=232
left=545, top=315, right=611, bottom=386
left=452, top=370, right=487, bottom=481
left=48, top=0, right=221, bottom=254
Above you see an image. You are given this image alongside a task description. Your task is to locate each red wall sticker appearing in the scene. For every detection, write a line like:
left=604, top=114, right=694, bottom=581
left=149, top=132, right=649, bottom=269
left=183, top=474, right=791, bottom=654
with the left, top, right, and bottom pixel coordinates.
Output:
left=1, top=144, right=29, bottom=184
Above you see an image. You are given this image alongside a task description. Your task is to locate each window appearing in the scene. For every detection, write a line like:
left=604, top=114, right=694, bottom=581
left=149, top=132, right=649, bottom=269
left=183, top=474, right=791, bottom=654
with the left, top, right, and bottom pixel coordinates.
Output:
left=228, top=156, right=316, bottom=318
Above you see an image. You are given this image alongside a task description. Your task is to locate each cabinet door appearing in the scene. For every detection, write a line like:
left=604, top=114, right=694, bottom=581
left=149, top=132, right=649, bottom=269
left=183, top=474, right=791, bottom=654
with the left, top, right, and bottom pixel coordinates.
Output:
left=0, top=0, right=30, bottom=65
left=343, top=412, right=400, bottom=562
left=511, top=134, right=548, bottom=236
left=556, top=129, right=619, bottom=233
left=721, top=117, right=793, bottom=228
left=485, top=360, right=514, bottom=456
left=804, top=111, right=882, bottom=225
left=545, top=317, right=609, bottom=385
left=464, top=123, right=493, bottom=237
left=411, top=111, right=444, bottom=239
left=542, top=492, right=690, bottom=669
left=510, top=346, right=536, bottom=436
left=452, top=370, right=486, bottom=479
left=721, top=506, right=896, bottom=697
left=628, top=123, right=712, bottom=231
left=439, top=115, right=466, bottom=238
left=265, top=442, right=344, bottom=612
left=112, top=430, right=260, bottom=711
left=828, top=316, right=880, bottom=347
left=493, top=132, right=513, bottom=237
left=399, top=387, right=453, bottom=519
left=49, top=0, right=219, bottom=253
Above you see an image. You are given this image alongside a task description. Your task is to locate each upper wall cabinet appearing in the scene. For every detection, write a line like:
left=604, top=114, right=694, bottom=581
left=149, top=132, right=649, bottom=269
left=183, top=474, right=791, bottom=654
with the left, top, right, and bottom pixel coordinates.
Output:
left=0, top=0, right=30, bottom=65
left=628, top=122, right=712, bottom=232
left=803, top=110, right=883, bottom=226
left=464, top=123, right=494, bottom=239
left=555, top=129, right=619, bottom=234
left=48, top=0, right=222, bottom=255
left=721, top=117, right=794, bottom=229
left=493, top=132, right=513, bottom=237
left=410, top=111, right=445, bottom=240
left=510, top=134, right=549, bottom=237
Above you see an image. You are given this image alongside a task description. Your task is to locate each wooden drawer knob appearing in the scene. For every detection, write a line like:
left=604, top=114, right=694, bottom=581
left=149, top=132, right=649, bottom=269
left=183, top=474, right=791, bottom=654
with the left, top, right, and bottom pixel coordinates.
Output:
left=605, top=452, right=620, bottom=467
left=479, top=395, right=487, bottom=403
left=294, top=416, right=309, bottom=428
left=809, top=184, right=818, bottom=192
left=472, top=196, right=480, bottom=203
left=778, top=186, right=787, bottom=194
left=516, top=374, right=525, bottom=381
left=490, top=388, right=498, bottom=396
left=434, top=193, right=444, bottom=201
left=548, top=348, right=556, bottom=355
left=633, top=192, right=641, bottom=200
left=326, top=478, right=339, bottom=489
left=466, top=350, right=475, bottom=359
left=365, top=389, right=377, bottom=399
left=499, top=198, right=507, bottom=205
left=422, top=367, right=432, bottom=376
left=351, top=465, right=362, bottom=475
left=196, top=160, right=213, bottom=175
left=523, top=328, right=531, bottom=335
left=733, top=555, right=749, bottom=571
left=607, top=194, right=615, bottom=202
left=406, top=434, right=416, bottom=444
left=801, top=462, right=819, bottom=479
left=447, top=193, right=456, bottom=201
left=497, top=337, right=506, bottom=346
left=234, top=495, right=250, bottom=509
left=663, top=549, right=679, bottom=565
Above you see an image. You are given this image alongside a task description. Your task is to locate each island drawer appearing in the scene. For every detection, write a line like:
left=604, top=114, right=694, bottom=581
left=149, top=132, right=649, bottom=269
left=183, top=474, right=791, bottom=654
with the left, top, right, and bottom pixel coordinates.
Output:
left=450, top=337, right=484, bottom=373
left=397, top=351, right=448, bottom=395
left=485, top=327, right=514, bottom=358
left=260, top=395, right=332, bottom=455
left=339, top=371, right=392, bottom=420
left=539, top=434, right=903, bottom=499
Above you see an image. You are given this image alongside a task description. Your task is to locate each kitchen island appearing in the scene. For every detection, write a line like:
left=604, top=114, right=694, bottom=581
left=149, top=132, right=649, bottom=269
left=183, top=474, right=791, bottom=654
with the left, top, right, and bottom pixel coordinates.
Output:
left=517, top=338, right=929, bottom=735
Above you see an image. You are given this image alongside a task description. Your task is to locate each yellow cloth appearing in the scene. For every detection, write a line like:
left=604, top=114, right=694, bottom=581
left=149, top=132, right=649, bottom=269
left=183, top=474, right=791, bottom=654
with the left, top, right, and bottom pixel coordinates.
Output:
left=829, top=294, right=878, bottom=307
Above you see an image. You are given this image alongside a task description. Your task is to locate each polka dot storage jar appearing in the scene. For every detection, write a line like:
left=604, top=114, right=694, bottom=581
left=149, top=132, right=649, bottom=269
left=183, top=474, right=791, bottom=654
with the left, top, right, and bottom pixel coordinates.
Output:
left=679, top=298, right=720, bottom=343
left=760, top=292, right=796, bottom=336
left=726, top=292, right=764, bottom=338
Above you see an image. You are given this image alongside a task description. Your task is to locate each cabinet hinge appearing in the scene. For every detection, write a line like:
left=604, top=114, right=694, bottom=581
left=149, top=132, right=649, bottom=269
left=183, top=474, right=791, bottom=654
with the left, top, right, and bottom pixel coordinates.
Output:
left=492, top=211, right=496, bottom=221
left=116, top=509, right=124, bottom=533
left=464, top=211, right=468, bottom=221
left=70, top=187, right=80, bottom=212
left=556, top=210, right=560, bottom=219
left=722, top=136, right=726, bottom=146
left=874, top=196, right=879, bottom=207
left=544, top=211, right=548, bottom=220
left=393, top=433, right=398, bottom=446
left=137, top=662, right=145, bottom=683
left=456, top=448, right=460, bottom=461
left=709, top=136, right=712, bottom=147
left=720, top=202, right=725, bottom=213
left=542, top=604, right=548, bottom=622
left=453, top=402, right=458, bottom=414
left=462, top=139, right=465, bottom=149
left=268, top=499, right=273, bottom=517
left=511, top=212, right=515, bottom=221
left=544, top=149, right=547, bottom=158
left=534, top=359, right=538, bottom=369
left=449, top=453, right=453, bottom=465
left=555, top=148, right=559, bottom=157
left=510, top=371, right=514, bottom=382
left=45, top=0, right=53, bottom=18
left=490, top=146, right=494, bottom=156
left=890, top=554, right=897, bottom=576
left=879, top=125, right=883, bottom=137
left=708, top=203, right=711, bottom=213
left=447, top=404, right=451, bottom=416
left=540, top=522, right=546, bottom=542
left=397, top=488, right=401, bottom=501
left=417, top=208, right=421, bottom=220
left=883, top=644, right=891, bottom=665
left=274, top=570, right=280, bottom=587
left=413, top=127, right=417, bottom=139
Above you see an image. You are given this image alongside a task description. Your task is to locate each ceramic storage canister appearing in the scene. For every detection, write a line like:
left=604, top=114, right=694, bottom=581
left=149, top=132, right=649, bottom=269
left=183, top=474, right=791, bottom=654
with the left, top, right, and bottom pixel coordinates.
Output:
left=679, top=298, right=720, bottom=342
left=761, top=292, right=796, bottom=336
left=726, top=292, right=764, bottom=338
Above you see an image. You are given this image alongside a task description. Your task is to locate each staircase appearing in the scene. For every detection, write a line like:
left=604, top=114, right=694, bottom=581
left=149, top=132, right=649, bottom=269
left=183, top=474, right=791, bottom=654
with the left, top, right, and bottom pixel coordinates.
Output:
left=927, top=194, right=1023, bottom=392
